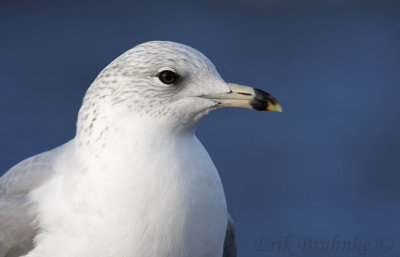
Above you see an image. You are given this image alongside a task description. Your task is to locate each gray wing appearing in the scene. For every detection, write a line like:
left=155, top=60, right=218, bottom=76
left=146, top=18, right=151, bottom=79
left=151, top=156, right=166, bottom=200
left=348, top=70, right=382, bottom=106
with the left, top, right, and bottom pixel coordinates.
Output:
left=222, top=213, right=237, bottom=257
left=0, top=142, right=70, bottom=257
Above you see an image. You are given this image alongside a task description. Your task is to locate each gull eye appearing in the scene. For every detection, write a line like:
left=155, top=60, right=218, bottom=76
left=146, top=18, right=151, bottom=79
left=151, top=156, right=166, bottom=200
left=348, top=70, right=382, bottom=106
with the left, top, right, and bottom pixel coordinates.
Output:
left=158, top=70, right=178, bottom=85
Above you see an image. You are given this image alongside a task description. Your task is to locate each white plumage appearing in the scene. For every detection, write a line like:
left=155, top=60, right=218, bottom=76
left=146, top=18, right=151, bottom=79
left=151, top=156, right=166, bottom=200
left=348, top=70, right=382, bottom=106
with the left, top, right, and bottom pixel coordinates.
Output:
left=0, top=41, right=281, bottom=257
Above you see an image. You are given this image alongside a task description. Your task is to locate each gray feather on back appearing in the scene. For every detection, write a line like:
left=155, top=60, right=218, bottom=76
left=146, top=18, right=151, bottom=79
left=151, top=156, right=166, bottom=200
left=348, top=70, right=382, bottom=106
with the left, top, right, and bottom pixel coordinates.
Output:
left=0, top=142, right=69, bottom=257
left=223, top=213, right=237, bottom=257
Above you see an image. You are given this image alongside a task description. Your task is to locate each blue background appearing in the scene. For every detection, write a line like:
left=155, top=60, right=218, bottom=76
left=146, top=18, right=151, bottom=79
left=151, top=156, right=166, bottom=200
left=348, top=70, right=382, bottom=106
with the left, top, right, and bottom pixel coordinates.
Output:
left=1, top=1, right=399, bottom=256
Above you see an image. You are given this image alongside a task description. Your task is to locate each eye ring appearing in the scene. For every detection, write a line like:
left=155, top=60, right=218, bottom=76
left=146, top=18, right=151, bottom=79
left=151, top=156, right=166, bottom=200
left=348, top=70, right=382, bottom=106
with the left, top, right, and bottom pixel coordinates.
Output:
left=158, top=70, right=178, bottom=85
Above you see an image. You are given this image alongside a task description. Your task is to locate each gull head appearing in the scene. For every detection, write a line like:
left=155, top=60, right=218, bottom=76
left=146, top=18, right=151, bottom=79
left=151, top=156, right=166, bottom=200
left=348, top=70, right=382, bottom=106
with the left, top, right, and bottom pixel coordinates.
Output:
left=77, top=41, right=281, bottom=136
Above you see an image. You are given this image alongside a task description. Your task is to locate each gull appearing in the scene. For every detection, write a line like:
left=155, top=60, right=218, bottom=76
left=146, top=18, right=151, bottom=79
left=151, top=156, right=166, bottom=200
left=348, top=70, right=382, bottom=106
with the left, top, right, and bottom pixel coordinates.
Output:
left=0, top=41, right=282, bottom=257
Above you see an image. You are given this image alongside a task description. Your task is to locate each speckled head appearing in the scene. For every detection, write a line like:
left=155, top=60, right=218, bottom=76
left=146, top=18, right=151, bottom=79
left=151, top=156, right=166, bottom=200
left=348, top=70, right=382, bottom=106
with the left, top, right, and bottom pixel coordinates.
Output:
left=76, top=41, right=282, bottom=142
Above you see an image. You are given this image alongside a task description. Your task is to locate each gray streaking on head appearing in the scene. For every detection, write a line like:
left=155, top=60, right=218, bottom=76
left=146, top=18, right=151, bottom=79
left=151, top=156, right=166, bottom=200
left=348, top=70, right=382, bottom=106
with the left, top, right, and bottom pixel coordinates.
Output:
left=0, top=41, right=281, bottom=257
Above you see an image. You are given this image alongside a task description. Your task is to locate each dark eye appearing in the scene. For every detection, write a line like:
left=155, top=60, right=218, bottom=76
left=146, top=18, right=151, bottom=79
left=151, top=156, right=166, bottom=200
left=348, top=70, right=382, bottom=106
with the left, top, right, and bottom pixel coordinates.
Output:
left=158, top=70, right=178, bottom=85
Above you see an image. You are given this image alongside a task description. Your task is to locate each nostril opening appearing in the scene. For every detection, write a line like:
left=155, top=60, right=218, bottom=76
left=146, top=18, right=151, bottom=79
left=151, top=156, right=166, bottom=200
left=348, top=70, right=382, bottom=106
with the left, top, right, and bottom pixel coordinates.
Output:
left=237, top=92, right=252, bottom=96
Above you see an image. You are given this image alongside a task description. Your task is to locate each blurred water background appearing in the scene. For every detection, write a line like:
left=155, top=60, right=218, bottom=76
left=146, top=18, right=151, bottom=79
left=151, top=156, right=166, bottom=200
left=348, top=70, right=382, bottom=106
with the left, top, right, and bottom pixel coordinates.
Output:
left=1, top=1, right=399, bottom=256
